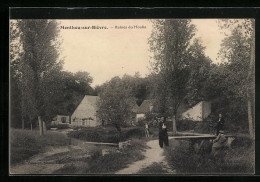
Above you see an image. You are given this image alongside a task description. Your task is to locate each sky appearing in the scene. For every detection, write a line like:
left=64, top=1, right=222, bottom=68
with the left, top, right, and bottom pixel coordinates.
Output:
left=58, top=19, right=227, bottom=87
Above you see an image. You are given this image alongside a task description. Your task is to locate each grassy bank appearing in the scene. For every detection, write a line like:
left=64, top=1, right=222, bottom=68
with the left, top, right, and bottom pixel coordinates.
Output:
left=53, top=138, right=147, bottom=174
left=10, top=129, right=71, bottom=165
left=164, top=138, right=254, bottom=174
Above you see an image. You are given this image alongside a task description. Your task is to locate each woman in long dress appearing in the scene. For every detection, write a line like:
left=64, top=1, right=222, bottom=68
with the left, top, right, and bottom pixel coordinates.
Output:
left=159, top=117, right=169, bottom=148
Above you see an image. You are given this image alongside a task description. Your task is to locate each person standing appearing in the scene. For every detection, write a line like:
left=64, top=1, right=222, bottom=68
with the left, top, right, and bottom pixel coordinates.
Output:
left=144, top=122, right=149, bottom=138
left=159, top=117, right=169, bottom=148
left=216, top=113, right=225, bottom=136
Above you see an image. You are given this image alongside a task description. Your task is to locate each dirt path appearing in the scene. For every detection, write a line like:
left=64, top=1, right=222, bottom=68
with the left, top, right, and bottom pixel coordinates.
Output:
left=115, top=139, right=175, bottom=174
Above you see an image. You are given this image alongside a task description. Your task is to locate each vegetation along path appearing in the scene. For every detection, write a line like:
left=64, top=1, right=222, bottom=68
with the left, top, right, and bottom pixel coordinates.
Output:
left=115, top=139, right=175, bottom=174
left=10, top=130, right=88, bottom=174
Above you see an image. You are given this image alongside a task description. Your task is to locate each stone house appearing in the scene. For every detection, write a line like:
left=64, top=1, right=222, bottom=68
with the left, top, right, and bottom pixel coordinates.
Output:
left=71, top=95, right=100, bottom=127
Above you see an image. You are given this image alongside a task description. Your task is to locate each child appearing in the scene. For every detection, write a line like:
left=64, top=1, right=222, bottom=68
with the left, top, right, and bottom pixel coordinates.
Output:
left=145, top=122, right=149, bottom=138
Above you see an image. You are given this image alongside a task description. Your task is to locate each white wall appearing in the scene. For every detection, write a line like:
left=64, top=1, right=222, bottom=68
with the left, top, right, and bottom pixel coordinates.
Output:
left=181, top=102, right=203, bottom=121
left=202, top=101, right=211, bottom=119
left=136, top=114, right=145, bottom=119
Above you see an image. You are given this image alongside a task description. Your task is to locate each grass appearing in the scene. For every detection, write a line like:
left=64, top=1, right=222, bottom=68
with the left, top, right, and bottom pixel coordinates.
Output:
left=67, top=126, right=147, bottom=143
left=11, top=127, right=149, bottom=174
left=10, top=129, right=71, bottom=165
left=137, top=162, right=170, bottom=174
left=164, top=137, right=254, bottom=174
left=53, top=138, right=148, bottom=174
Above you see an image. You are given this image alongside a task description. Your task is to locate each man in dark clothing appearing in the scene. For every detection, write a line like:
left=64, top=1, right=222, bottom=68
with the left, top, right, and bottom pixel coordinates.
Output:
left=216, top=113, right=225, bottom=136
left=159, top=117, right=169, bottom=148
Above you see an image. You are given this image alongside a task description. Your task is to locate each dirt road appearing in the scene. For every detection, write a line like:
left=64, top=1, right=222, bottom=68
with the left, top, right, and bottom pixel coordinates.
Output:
left=116, top=139, right=175, bottom=174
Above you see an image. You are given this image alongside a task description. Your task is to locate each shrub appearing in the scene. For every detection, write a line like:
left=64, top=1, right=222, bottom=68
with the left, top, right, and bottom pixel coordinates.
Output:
left=194, top=120, right=214, bottom=134
left=164, top=138, right=254, bottom=174
left=47, top=123, right=70, bottom=130
left=121, top=127, right=144, bottom=141
left=90, top=148, right=102, bottom=159
left=176, top=119, right=216, bottom=134
left=67, top=126, right=146, bottom=143
left=137, top=118, right=146, bottom=127
left=176, top=119, right=197, bottom=131
left=68, top=128, right=102, bottom=142
left=231, top=136, right=253, bottom=149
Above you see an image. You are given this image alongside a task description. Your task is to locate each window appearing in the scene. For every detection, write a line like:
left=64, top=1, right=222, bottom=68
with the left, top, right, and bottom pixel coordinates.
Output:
left=61, top=117, right=66, bottom=123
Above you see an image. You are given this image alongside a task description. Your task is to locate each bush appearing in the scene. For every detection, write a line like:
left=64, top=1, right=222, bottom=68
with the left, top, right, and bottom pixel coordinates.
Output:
left=231, top=136, right=253, bottom=149
left=137, top=118, right=146, bottom=127
left=67, top=126, right=146, bottom=143
left=176, top=119, right=215, bottom=134
left=121, top=127, right=144, bottom=141
left=47, top=124, right=70, bottom=130
left=68, top=128, right=103, bottom=142
left=164, top=139, right=254, bottom=174
left=90, top=148, right=102, bottom=159
left=176, top=119, right=197, bottom=131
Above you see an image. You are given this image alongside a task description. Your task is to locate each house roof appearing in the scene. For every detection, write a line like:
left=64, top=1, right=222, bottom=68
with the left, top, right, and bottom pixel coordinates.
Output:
left=71, top=95, right=99, bottom=119
left=82, top=95, right=99, bottom=110
left=132, top=100, right=153, bottom=114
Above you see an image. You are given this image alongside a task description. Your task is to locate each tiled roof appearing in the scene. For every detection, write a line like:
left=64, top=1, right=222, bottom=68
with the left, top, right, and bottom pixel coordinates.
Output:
left=133, top=100, right=153, bottom=114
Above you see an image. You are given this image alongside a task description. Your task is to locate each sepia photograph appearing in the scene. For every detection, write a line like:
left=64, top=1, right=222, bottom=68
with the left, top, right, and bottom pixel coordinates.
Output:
left=9, top=16, right=255, bottom=175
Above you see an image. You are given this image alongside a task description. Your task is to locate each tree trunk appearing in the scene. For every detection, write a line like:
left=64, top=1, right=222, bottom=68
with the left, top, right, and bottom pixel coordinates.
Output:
left=38, top=116, right=43, bottom=136
left=114, top=123, right=122, bottom=141
left=172, top=115, right=177, bottom=136
left=247, top=98, right=254, bottom=139
left=29, top=117, right=32, bottom=131
left=43, top=121, right=47, bottom=135
left=22, top=116, right=25, bottom=130
left=247, top=34, right=255, bottom=140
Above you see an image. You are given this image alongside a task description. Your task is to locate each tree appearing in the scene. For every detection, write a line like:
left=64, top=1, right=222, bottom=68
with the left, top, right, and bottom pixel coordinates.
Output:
left=97, top=76, right=136, bottom=135
left=218, top=19, right=255, bottom=138
left=95, top=73, right=152, bottom=106
left=149, top=19, right=199, bottom=134
left=41, top=70, right=94, bottom=121
left=17, top=20, right=63, bottom=135
left=10, top=20, right=22, bottom=128
left=121, top=73, right=151, bottom=106
left=10, top=20, right=95, bottom=131
left=184, top=39, right=212, bottom=106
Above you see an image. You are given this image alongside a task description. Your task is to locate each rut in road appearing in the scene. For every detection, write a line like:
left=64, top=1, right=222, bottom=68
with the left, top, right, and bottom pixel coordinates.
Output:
left=115, top=139, right=175, bottom=174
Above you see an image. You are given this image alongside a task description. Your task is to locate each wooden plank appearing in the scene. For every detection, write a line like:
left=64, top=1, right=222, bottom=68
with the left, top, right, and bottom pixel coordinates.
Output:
left=84, top=141, right=118, bottom=146
left=176, top=132, right=211, bottom=136
left=170, top=136, right=215, bottom=140
left=169, top=135, right=234, bottom=140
